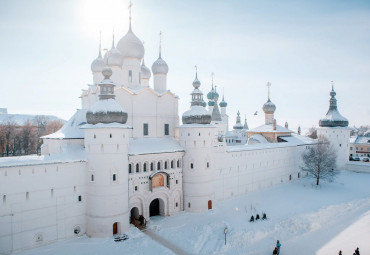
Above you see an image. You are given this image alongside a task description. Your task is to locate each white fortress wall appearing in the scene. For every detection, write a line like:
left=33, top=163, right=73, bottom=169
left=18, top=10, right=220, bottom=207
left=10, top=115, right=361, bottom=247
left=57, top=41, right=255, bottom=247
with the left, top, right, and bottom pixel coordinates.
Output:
left=214, top=144, right=308, bottom=201
left=0, top=161, right=87, bottom=254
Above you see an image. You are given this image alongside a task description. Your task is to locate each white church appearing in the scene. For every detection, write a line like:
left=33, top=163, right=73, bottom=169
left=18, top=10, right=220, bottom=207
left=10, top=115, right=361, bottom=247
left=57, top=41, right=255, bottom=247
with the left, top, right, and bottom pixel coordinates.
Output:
left=0, top=12, right=350, bottom=254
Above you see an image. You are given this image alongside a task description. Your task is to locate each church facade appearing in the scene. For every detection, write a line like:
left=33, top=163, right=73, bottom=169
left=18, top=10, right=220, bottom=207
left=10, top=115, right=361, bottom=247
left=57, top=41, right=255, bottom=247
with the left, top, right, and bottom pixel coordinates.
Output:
left=0, top=16, right=348, bottom=254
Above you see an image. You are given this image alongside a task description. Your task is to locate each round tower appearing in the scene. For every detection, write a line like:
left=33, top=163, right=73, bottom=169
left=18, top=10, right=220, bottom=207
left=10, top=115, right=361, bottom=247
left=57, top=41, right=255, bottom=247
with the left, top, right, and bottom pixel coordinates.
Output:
left=83, top=66, right=131, bottom=237
left=180, top=69, right=216, bottom=213
left=317, top=82, right=350, bottom=170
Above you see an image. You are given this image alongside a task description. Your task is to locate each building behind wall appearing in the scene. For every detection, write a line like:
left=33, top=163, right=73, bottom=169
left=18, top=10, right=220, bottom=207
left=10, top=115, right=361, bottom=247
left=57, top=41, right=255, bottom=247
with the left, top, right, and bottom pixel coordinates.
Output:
left=0, top=11, right=333, bottom=254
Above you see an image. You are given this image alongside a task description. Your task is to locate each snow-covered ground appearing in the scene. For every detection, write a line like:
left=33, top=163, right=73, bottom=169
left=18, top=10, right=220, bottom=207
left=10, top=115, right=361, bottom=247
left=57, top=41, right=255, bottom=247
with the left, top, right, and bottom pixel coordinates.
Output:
left=14, top=171, right=370, bottom=255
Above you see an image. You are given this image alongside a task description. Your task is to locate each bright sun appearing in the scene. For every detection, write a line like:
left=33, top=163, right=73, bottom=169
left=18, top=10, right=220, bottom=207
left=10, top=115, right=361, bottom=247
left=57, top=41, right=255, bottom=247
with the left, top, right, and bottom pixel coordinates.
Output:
left=78, top=0, right=129, bottom=38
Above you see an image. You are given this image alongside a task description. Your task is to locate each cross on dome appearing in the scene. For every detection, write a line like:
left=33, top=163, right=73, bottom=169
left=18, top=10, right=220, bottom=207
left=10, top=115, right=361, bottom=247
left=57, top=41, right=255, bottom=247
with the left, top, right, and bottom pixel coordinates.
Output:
left=128, top=1, right=133, bottom=26
left=267, top=82, right=271, bottom=100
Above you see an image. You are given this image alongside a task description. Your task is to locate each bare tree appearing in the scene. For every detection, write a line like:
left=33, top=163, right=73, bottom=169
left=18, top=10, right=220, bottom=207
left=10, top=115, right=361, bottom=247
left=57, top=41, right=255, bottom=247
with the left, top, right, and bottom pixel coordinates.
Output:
left=33, top=116, right=49, bottom=155
left=20, top=120, right=36, bottom=155
left=306, top=126, right=318, bottom=139
left=45, top=119, right=64, bottom=134
left=300, top=136, right=337, bottom=185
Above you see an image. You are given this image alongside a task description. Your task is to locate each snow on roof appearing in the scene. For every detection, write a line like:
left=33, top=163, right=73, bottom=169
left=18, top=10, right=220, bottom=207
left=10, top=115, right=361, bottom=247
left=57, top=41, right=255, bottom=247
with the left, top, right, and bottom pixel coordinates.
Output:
left=42, top=109, right=87, bottom=139
left=129, top=137, right=184, bottom=155
left=225, top=131, right=237, bottom=138
left=89, top=99, right=126, bottom=113
left=180, top=124, right=215, bottom=128
left=182, top=106, right=211, bottom=118
left=82, top=123, right=132, bottom=129
left=249, top=124, right=292, bottom=133
left=279, top=133, right=316, bottom=144
left=228, top=133, right=315, bottom=152
left=247, top=134, right=269, bottom=144
left=352, top=135, right=370, bottom=145
left=0, top=144, right=86, bottom=168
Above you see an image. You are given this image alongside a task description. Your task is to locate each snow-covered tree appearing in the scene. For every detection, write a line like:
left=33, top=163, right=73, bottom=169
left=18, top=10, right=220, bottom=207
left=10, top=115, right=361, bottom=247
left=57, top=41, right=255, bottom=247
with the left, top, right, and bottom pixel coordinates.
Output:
left=301, top=136, right=337, bottom=185
left=306, top=126, right=317, bottom=139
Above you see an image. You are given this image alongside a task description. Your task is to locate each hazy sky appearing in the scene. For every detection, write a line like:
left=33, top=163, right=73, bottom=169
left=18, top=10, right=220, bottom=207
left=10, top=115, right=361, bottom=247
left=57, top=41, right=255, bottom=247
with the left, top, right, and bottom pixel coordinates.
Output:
left=1, top=0, right=369, bottom=132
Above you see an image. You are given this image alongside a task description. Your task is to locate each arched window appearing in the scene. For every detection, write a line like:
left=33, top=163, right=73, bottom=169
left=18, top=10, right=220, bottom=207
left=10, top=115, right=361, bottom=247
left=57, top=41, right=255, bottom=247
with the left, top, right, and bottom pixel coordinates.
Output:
left=143, top=163, right=147, bottom=172
left=136, top=163, right=140, bottom=173
left=110, top=133, right=112, bottom=138
left=129, top=164, right=132, bottom=174
left=157, top=162, right=161, bottom=170
left=129, top=70, right=132, bottom=82
left=164, top=161, right=168, bottom=169
left=190, top=163, right=194, bottom=169
left=113, top=174, right=116, bottom=181
left=171, top=160, right=174, bottom=169
left=3, top=195, right=6, bottom=204
left=91, top=174, right=94, bottom=182
left=177, top=159, right=181, bottom=168
left=151, top=162, right=154, bottom=171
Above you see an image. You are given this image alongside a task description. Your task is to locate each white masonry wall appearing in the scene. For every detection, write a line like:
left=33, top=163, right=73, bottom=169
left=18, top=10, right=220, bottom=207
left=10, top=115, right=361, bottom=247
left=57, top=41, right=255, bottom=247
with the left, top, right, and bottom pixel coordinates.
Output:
left=0, top=161, right=86, bottom=254
left=317, top=127, right=351, bottom=170
left=213, top=144, right=309, bottom=201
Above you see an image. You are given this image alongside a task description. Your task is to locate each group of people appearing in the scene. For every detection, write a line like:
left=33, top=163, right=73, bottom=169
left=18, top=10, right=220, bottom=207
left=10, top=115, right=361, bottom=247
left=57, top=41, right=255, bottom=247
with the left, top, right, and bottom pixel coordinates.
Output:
left=272, top=240, right=281, bottom=255
left=249, top=212, right=267, bottom=222
left=339, top=247, right=360, bottom=255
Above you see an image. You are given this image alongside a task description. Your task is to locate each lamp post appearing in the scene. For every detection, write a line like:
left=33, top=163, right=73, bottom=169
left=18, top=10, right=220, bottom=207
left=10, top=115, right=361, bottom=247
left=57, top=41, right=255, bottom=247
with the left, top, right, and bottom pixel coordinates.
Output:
left=224, top=227, right=228, bottom=245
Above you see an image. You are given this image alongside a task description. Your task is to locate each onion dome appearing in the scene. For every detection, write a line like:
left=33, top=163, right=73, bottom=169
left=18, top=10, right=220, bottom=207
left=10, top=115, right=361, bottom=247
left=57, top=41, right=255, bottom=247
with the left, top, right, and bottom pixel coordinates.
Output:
left=263, top=99, right=276, bottom=113
left=86, top=66, right=128, bottom=125
left=208, top=100, right=215, bottom=106
left=107, top=35, right=123, bottom=67
left=219, top=95, right=227, bottom=107
left=116, top=25, right=145, bottom=59
left=319, top=83, right=349, bottom=127
left=182, top=71, right=211, bottom=124
left=91, top=49, right=105, bottom=73
left=202, top=101, right=207, bottom=107
left=233, top=110, right=244, bottom=130
left=152, top=55, right=169, bottom=74
left=141, top=59, right=151, bottom=79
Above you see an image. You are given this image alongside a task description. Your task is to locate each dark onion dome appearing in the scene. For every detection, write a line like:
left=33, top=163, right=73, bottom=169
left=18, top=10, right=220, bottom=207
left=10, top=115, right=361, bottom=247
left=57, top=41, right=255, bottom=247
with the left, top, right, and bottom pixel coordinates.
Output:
left=262, top=99, right=276, bottom=114
left=219, top=95, right=227, bottom=107
left=319, top=85, right=348, bottom=127
left=208, top=100, right=215, bottom=106
left=202, top=101, right=207, bottom=107
left=233, top=110, right=244, bottom=129
left=86, top=67, right=128, bottom=125
left=207, top=84, right=219, bottom=100
left=182, top=72, right=211, bottom=124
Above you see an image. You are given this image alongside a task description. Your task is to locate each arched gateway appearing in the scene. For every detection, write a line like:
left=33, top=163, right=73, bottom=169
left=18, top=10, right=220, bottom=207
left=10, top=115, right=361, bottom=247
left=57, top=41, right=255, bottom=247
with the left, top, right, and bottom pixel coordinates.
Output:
left=149, top=198, right=165, bottom=217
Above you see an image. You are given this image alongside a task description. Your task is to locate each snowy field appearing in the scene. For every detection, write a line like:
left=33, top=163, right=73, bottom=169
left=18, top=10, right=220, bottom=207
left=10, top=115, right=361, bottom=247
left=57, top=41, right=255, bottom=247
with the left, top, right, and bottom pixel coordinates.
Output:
left=14, top=170, right=370, bottom=255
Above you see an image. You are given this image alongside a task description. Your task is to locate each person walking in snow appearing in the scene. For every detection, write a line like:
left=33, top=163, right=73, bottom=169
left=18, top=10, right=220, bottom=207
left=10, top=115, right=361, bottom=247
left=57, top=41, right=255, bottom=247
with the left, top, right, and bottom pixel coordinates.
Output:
left=256, top=214, right=260, bottom=220
left=276, top=240, right=281, bottom=255
left=262, top=213, right=267, bottom=220
left=272, top=246, right=278, bottom=255
left=338, top=250, right=342, bottom=255
left=249, top=215, right=254, bottom=222
left=355, top=247, right=360, bottom=255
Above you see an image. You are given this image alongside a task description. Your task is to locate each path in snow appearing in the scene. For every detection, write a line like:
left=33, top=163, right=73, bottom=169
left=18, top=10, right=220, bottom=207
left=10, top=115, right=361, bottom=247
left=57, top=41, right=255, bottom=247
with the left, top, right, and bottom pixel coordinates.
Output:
left=144, top=228, right=192, bottom=255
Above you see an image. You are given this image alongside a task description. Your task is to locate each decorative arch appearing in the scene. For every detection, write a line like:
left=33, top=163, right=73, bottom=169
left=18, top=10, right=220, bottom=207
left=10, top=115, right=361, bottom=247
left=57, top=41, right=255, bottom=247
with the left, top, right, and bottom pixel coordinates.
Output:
left=149, top=171, right=170, bottom=191
left=146, top=191, right=170, bottom=217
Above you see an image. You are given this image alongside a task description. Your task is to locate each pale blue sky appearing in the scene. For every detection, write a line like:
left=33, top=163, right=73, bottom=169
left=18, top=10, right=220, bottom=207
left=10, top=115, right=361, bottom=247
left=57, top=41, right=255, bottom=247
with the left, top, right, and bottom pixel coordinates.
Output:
left=1, top=0, right=369, bottom=132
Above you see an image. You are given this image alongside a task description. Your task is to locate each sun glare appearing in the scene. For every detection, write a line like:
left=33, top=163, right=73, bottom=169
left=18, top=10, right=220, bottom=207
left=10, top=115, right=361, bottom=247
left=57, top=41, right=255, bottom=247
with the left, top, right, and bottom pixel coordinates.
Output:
left=78, top=0, right=129, bottom=38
